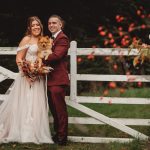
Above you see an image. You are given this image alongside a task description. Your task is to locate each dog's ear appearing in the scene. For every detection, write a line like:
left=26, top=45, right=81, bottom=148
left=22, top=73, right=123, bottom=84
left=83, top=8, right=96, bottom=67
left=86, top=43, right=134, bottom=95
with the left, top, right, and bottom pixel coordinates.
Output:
left=45, top=36, right=50, bottom=40
left=38, top=36, right=42, bottom=40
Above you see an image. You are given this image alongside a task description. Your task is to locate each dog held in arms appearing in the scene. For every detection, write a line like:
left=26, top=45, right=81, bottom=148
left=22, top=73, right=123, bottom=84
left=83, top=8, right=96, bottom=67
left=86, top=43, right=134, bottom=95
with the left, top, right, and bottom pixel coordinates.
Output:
left=37, top=35, right=53, bottom=68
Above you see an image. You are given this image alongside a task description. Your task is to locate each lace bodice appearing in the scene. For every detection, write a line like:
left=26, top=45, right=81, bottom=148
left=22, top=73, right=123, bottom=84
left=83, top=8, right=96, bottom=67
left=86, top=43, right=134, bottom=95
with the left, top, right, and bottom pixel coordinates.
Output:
left=17, top=44, right=38, bottom=63
left=25, top=44, right=38, bottom=63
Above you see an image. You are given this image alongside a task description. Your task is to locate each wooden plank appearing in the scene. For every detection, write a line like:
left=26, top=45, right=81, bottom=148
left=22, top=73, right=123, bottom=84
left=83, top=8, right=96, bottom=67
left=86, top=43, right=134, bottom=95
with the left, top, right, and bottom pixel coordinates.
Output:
left=67, top=117, right=150, bottom=126
left=1, top=95, right=149, bottom=105
left=0, top=74, right=8, bottom=82
left=0, top=47, right=139, bottom=56
left=75, top=48, right=138, bottom=56
left=1, top=95, right=149, bottom=126
left=5, top=81, right=15, bottom=94
left=0, top=66, right=18, bottom=79
left=0, top=51, right=16, bottom=55
left=70, top=41, right=77, bottom=101
left=1, top=72, right=150, bottom=83
left=76, top=96, right=150, bottom=104
left=77, top=74, right=150, bottom=82
left=0, top=47, right=17, bottom=55
left=68, top=136, right=133, bottom=143
left=49, top=117, right=150, bottom=126
left=66, top=100, right=148, bottom=140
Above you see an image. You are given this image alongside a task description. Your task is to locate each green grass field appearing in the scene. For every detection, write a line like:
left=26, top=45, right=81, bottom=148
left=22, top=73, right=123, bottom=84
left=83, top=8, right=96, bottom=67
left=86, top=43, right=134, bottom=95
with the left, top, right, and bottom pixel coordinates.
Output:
left=0, top=139, right=150, bottom=150
left=0, top=87, right=150, bottom=150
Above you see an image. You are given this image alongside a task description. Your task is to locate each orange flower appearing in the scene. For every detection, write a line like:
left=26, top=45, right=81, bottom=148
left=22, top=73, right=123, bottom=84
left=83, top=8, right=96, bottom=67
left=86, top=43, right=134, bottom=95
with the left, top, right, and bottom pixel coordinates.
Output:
left=77, top=57, right=82, bottom=63
left=141, top=24, right=146, bottom=29
left=119, top=88, right=125, bottom=94
left=104, top=40, right=109, bottom=46
left=113, top=64, right=118, bottom=71
left=98, top=26, right=103, bottom=31
left=137, top=10, right=141, bottom=15
left=87, top=54, right=95, bottom=60
left=110, top=38, right=115, bottom=44
left=99, top=31, right=106, bottom=36
left=118, top=27, right=123, bottom=31
left=108, top=33, right=113, bottom=38
left=137, top=82, right=142, bottom=87
left=109, top=82, right=117, bottom=89
left=104, top=56, right=111, bottom=62
left=103, top=90, right=109, bottom=96
left=141, top=15, right=145, bottom=18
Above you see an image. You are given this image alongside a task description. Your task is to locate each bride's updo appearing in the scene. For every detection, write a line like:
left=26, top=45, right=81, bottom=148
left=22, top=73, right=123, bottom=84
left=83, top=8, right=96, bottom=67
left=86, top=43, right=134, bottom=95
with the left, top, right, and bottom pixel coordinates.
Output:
left=25, top=16, right=43, bottom=36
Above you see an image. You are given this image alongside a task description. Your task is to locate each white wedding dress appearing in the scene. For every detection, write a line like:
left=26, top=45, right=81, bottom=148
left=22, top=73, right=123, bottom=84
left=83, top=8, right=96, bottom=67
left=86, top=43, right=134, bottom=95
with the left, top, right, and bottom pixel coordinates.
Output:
left=0, top=44, right=53, bottom=144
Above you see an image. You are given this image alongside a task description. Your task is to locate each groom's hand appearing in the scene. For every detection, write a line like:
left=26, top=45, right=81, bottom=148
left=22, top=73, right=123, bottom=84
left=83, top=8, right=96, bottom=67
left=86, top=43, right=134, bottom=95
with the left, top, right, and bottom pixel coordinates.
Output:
left=42, top=58, right=47, bottom=65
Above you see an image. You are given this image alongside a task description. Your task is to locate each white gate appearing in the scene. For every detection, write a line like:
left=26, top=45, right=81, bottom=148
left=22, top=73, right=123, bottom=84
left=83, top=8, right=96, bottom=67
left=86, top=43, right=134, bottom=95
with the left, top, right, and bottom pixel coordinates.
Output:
left=0, top=42, right=150, bottom=143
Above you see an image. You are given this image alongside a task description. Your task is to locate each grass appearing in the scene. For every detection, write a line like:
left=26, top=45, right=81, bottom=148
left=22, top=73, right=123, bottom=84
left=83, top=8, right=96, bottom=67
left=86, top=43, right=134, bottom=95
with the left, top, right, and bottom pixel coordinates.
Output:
left=0, top=140, right=150, bottom=150
left=80, top=87, right=150, bottom=98
left=0, top=88, right=150, bottom=149
left=68, top=104, right=150, bottom=118
left=68, top=87, right=150, bottom=119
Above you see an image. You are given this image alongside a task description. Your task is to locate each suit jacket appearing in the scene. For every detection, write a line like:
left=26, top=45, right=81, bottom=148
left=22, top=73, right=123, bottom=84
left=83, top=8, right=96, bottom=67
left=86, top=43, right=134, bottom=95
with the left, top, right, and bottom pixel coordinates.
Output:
left=46, top=31, right=70, bottom=86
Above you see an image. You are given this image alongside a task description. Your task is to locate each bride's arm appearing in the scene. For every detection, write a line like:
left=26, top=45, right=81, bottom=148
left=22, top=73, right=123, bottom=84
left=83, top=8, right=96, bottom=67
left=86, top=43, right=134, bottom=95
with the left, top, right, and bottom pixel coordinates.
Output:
left=16, top=36, right=30, bottom=66
left=16, top=36, right=34, bottom=84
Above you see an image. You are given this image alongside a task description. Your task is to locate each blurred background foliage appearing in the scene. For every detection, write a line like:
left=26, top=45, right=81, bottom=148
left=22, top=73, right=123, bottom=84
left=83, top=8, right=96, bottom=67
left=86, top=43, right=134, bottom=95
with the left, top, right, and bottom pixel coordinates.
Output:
left=0, top=0, right=150, bottom=93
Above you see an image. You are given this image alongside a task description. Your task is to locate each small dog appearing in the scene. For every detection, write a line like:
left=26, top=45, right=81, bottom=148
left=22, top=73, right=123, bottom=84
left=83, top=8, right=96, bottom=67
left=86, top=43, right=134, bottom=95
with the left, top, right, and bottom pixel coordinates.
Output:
left=37, top=36, right=53, bottom=68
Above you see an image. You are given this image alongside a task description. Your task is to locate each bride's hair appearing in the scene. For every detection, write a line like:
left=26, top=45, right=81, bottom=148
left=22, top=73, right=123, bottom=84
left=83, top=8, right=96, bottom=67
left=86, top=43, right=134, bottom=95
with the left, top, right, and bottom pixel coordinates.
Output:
left=25, top=16, right=43, bottom=36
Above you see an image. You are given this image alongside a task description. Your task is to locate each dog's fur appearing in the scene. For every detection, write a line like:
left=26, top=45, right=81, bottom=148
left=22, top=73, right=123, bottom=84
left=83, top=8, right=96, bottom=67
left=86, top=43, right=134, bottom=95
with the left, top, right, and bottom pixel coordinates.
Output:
left=37, top=36, right=53, bottom=67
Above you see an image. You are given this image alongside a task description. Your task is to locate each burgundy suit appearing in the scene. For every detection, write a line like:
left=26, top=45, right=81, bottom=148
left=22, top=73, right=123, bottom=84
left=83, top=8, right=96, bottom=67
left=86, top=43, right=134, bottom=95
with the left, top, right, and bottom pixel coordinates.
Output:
left=45, top=31, right=70, bottom=142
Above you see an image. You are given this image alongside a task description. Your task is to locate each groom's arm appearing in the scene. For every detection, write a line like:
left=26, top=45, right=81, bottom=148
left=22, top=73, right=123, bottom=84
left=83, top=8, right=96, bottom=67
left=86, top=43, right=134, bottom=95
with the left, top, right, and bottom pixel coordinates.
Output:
left=44, top=36, right=69, bottom=65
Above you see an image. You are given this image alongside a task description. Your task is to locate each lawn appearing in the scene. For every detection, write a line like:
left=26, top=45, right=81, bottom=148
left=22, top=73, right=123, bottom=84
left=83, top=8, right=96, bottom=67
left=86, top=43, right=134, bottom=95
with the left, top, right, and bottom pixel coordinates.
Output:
left=0, top=87, right=150, bottom=150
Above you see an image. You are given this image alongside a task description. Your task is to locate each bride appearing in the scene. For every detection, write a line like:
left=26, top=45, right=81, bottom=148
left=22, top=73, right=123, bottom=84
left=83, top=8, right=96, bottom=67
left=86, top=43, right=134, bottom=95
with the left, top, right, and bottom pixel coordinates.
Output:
left=0, top=16, right=53, bottom=144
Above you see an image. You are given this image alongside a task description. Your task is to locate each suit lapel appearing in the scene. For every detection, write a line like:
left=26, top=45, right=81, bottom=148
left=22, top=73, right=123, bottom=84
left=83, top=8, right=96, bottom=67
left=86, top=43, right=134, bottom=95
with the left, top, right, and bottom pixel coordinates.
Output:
left=52, top=31, right=63, bottom=51
left=53, top=31, right=63, bottom=44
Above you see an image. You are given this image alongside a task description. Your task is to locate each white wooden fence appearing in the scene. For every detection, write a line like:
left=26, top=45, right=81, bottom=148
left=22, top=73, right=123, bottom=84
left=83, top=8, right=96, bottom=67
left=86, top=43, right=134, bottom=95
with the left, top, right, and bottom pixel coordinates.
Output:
left=0, top=41, right=150, bottom=143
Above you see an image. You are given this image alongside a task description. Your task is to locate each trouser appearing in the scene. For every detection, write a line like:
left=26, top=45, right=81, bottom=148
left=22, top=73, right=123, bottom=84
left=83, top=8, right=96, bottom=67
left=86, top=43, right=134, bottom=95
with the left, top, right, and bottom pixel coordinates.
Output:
left=47, top=85, right=68, bottom=140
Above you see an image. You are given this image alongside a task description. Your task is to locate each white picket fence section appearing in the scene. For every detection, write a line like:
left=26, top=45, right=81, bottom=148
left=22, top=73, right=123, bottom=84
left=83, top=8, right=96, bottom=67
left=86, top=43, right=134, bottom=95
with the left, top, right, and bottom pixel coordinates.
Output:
left=0, top=41, right=150, bottom=143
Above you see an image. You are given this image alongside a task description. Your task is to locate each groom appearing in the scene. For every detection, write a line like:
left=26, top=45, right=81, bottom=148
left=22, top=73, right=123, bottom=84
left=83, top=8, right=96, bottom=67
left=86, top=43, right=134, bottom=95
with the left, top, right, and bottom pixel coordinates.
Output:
left=44, top=15, right=70, bottom=146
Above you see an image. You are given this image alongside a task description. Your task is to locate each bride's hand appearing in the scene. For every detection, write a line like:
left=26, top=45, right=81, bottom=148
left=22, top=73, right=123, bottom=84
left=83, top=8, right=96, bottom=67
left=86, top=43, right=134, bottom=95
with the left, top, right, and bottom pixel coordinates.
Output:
left=17, top=61, right=24, bottom=74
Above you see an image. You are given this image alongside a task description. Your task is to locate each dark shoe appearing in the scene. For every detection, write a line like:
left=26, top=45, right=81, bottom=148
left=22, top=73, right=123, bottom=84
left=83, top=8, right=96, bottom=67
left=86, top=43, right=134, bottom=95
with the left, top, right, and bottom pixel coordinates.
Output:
left=57, top=137, right=67, bottom=146
left=57, top=139, right=67, bottom=146
left=53, top=134, right=67, bottom=146
left=52, top=135, right=58, bottom=144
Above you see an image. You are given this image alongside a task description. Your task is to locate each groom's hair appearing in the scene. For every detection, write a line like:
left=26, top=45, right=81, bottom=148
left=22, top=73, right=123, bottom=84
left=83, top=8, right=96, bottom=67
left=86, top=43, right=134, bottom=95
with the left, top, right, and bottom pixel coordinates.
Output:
left=49, top=14, right=65, bottom=29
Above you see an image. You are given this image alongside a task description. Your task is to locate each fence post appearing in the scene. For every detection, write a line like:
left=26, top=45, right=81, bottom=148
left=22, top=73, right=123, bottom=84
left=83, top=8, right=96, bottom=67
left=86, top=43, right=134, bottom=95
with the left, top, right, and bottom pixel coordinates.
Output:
left=70, top=41, right=77, bottom=102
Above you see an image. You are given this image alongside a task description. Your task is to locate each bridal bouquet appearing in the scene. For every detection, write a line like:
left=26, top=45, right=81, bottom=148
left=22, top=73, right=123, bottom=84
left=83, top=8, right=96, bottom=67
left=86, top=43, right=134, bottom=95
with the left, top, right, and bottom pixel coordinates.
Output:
left=18, top=60, right=53, bottom=82
left=128, top=40, right=150, bottom=67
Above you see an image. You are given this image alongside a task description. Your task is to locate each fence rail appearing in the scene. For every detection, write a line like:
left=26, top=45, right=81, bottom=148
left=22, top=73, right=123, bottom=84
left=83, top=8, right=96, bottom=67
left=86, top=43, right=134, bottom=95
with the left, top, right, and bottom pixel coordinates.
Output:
left=0, top=42, right=150, bottom=143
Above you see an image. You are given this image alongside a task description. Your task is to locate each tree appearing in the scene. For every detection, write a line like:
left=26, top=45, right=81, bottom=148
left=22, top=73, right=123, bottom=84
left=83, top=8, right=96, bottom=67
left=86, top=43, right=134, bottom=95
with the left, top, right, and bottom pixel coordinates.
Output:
left=98, top=0, right=150, bottom=48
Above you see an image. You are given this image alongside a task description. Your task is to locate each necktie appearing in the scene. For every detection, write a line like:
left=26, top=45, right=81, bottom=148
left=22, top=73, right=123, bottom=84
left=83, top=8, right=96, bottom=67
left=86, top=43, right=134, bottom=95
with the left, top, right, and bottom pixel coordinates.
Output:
left=51, top=36, right=55, bottom=40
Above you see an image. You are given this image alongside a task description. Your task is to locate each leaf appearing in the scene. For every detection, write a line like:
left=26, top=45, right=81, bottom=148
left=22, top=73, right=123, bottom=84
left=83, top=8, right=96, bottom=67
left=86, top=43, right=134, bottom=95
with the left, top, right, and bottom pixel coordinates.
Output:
left=129, top=40, right=150, bottom=67
left=133, top=56, right=140, bottom=67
